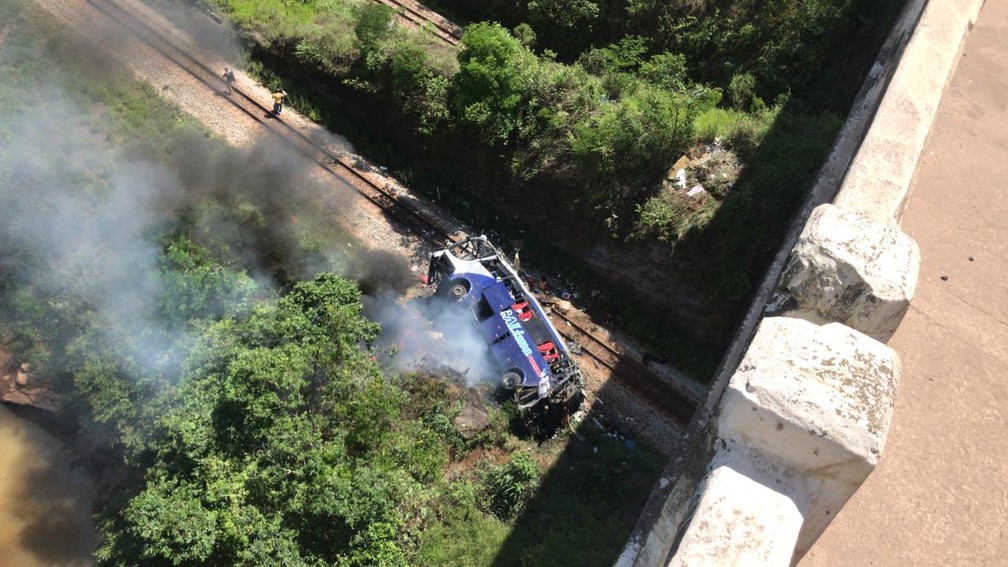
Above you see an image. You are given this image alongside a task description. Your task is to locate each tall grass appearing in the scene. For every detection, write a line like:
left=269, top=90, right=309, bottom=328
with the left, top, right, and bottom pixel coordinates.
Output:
left=693, top=105, right=775, bottom=152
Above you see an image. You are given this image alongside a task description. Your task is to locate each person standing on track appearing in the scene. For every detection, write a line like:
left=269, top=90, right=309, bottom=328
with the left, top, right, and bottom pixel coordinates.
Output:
left=222, top=67, right=236, bottom=93
left=272, top=90, right=287, bottom=116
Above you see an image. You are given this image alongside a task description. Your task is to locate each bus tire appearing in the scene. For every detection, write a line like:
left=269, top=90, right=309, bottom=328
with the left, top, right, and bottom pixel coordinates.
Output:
left=501, top=371, right=521, bottom=389
left=447, top=280, right=468, bottom=301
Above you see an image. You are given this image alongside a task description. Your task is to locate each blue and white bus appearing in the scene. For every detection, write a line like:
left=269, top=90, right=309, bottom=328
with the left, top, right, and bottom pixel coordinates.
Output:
left=427, top=236, right=583, bottom=427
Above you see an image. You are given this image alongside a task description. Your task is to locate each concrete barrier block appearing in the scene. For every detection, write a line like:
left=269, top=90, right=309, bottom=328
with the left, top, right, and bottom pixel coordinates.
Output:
left=670, top=447, right=806, bottom=567
left=719, top=317, right=900, bottom=560
left=773, top=204, right=920, bottom=342
left=834, top=0, right=984, bottom=224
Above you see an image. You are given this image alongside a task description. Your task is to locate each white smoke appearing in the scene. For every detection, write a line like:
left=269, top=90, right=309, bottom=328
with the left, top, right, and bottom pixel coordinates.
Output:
left=0, top=88, right=190, bottom=370
left=363, top=292, right=500, bottom=386
left=0, top=11, right=488, bottom=388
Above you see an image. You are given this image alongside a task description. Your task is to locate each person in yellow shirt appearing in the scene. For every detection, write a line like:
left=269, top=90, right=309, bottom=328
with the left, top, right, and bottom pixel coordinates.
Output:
left=272, top=90, right=287, bottom=116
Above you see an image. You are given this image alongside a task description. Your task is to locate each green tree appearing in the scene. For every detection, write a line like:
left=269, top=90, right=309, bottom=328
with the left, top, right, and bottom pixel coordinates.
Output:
left=96, top=273, right=441, bottom=565
left=354, top=3, right=395, bottom=55
left=157, top=235, right=256, bottom=324
left=389, top=44, right=451, bottom=136
left=120, top=478, right=219, bottom=565
left=639, top=52, right=689, bottom=91
left=453, top=23, right=535, bottom=145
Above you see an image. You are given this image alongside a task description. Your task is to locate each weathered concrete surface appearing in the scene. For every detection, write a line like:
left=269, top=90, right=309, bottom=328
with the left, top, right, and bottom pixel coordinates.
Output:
left=722, top=318, right=900, bottom=559
left=667, top=318, right=901, bottom=566
left=670, top=449, right=806, bottom=567
left=833, top=0, right=985, bottom=224
left=722, top=318, right=899, bottom=482
left=774, top=204, right=920, bottom=342
left=802, top=1, right=1008, bottom=564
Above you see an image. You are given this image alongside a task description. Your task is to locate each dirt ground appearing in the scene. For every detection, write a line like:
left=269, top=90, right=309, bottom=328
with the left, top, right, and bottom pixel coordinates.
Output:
left=802, top=1, right=1008, bottom=564
left=22, top=0, right=692, bottom=453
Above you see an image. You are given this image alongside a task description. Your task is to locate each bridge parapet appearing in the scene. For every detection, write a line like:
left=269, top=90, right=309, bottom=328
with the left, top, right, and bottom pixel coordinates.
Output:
left=620, top=0, right=985, bottom=564
left=770, top=204, right=920, bottom=342
left=673, top=318, right=900, bottom=566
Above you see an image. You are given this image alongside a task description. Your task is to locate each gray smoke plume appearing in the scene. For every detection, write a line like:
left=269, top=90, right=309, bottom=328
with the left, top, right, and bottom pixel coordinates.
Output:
left=0, top=9, right=489, bottom=390
left=363, top=292, right=499, bottom=386
left=0, top=84, right=492, bottom=386
left=349, top=247, right=500, bottom=386
left=0, top=81, right=342, bottom=372
left=1, top=88, right=185, bottom=370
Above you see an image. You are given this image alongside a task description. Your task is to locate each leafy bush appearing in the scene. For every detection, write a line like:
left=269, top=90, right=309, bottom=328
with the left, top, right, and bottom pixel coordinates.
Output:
left=727, top=71, right=756, bottom=110
left=354, top=3, right=395, bottom=54
left=453, top=23, right=536, bottom=145
left=634, top=190, right=716, bottom=244
left=480, top=452, right=541, bottom=520
left=572, top=83, right=694, bottom=178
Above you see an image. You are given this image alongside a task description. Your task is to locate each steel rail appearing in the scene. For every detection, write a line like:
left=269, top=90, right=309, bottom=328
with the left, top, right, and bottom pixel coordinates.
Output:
left=374, top=0, right=462, bottom=46
left=552, top=310, right=696, bottom=425
left=86, top=0, right=456, bottom=247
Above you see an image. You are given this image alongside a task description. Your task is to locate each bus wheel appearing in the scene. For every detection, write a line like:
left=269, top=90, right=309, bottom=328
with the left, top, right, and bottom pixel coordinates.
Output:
left=501, top=371, right=521, bottom=389
left=447, top=280, right=468, bottom=301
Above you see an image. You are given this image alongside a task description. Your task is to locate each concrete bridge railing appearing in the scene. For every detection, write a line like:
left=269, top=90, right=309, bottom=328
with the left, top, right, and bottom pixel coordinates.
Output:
left=618, top=0, right=986, bottom=564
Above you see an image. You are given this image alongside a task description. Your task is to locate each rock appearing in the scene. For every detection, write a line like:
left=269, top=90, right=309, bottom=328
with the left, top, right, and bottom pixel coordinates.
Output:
left=553, top=299, right=573, bottom=313
left=451, top=385, right=491, bottom=439
left=16, top=362, right=30, bottom=386
left=453, top=405, right=490, bottom=439
left=773, top=204, right=920, bottom=342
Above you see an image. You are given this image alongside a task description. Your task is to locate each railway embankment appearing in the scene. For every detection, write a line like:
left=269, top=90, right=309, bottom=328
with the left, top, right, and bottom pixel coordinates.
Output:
left=618, top=0, right=985, bottom=563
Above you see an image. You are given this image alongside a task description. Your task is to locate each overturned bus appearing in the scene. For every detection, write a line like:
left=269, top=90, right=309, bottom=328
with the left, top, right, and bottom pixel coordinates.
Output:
left=427, top=236, right=584, bottom=429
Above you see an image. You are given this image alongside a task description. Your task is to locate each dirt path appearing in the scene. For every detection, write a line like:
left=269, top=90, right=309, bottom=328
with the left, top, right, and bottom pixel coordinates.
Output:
left=22, top=0, right=691, bottom=453
left=802, top=1, right=1008, bottom=564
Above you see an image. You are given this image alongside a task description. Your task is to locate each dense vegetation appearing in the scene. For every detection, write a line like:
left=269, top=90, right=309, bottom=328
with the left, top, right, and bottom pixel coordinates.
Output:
left=0, top=3, right=661, bottom=564
left=201, top=0, right=903, bottom=371
left=0, top=0, right=907, bottom=559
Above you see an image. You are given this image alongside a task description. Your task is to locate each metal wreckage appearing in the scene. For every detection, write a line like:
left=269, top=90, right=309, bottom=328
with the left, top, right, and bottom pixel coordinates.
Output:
left=427, top=236, right=584, bottom=433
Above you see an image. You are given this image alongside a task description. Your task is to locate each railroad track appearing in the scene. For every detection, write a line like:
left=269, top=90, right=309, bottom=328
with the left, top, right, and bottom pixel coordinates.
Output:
left=87, top=0, right=697, bottom=427
left=550, top=310, right=696, bottom=426
left=85, top=0, right=456, bottom=248
left=375, top=0, right=462, bottom=46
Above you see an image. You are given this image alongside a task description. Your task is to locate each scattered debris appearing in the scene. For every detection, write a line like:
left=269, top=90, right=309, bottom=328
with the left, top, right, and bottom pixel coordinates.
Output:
left=687, top=185, right=706, bottom=198
left=663, top=143, right=741, bottom=199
